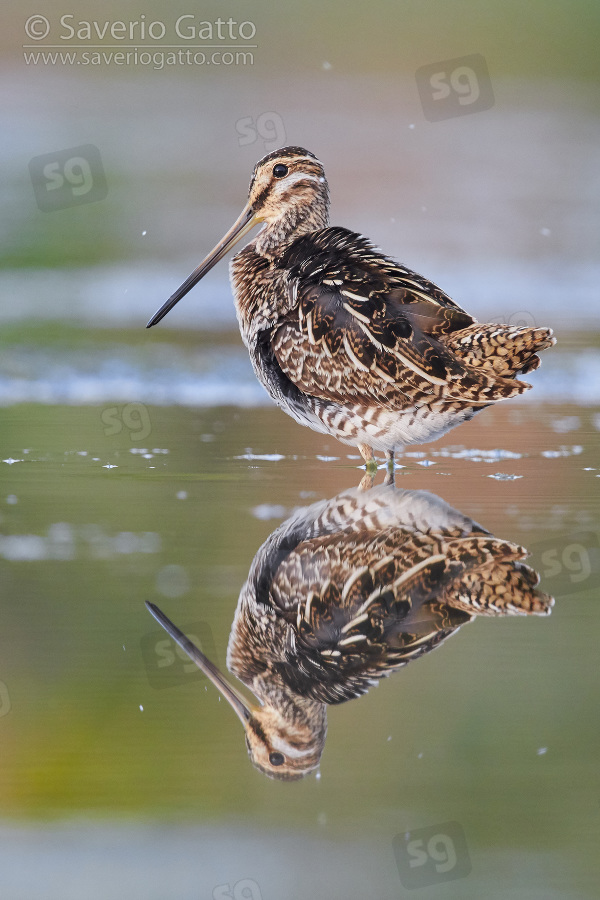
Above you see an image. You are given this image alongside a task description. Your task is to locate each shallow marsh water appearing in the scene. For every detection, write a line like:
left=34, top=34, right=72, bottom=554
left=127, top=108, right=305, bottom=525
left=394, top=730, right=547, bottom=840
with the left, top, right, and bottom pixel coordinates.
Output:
left=1, top=380, right=599, bottom=898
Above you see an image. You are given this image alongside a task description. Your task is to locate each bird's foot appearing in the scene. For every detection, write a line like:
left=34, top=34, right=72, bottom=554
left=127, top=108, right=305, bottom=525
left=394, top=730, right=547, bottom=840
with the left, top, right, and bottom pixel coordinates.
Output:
left=358, top=443, right=377, bottom=474
left=359, top=467, right=395, bottom=490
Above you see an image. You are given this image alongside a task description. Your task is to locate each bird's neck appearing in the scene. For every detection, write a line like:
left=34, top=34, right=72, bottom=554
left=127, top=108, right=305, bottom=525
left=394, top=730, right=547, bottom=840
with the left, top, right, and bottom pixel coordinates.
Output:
left=254, top=199, right=330, bottom=258
left=251, top=675, right=327, bottom=733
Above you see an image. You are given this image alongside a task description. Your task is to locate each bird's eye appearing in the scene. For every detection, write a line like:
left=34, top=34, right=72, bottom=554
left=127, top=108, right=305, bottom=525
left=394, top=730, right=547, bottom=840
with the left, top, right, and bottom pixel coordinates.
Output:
left=269, top=751, right=285, bottom=766
left=272, top=164, right=288, bottom=178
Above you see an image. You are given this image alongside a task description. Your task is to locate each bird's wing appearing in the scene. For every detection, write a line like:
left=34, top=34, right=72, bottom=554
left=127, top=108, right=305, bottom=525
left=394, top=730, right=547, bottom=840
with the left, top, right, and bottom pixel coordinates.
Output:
left=268, top=529, right=488, bottom=704
left=231, top=484, right=551, bottom=705
left=271, top=530, right=552, bottom=704
left=271, top=227, right=518, bottom=407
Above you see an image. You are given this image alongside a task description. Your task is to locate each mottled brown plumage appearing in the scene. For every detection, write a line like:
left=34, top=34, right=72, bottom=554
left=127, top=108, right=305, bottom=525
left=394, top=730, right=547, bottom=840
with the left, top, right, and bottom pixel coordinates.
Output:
left=146, top=482, right=553, bottom=781
left=147, top=147, right=556, bottom=462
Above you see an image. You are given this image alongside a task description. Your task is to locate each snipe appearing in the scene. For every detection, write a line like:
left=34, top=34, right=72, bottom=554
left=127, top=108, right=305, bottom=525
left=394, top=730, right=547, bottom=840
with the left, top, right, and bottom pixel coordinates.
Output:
left=147, top=147, right=555, bottom=465
left=147, top=147, right=554, bottom=462
left=146, top=482, right=553, bottom=780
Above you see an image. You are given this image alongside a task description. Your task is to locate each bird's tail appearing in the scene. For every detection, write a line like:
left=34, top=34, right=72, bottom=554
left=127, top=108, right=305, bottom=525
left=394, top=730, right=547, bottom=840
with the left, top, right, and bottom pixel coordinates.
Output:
left=445, top=323, right=556, bottom=380
left=441, top=538, right=554, bottom=616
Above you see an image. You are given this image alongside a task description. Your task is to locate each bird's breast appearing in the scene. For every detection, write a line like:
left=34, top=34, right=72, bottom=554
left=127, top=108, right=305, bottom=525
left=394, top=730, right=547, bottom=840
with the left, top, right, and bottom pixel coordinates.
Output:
left=230, top=246, right=290, bottom=345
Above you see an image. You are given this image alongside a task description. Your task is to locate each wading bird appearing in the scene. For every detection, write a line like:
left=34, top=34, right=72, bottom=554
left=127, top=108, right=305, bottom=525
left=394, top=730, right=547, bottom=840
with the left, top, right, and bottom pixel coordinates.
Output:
left=147, top=147, right=555, bottom=467
left=146, top=482, right=553, bottom=780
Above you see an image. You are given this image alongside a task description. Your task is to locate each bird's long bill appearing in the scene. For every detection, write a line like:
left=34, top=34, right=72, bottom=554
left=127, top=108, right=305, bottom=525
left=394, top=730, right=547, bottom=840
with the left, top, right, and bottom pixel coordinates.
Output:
left=146, top=205, right=260, bottom=328
left=145, top=602, right=252, bottom=726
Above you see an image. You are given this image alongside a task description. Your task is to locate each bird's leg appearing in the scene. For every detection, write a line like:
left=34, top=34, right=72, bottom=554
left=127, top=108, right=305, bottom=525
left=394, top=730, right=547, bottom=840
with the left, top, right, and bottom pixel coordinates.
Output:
left=382, top=451, right=396, bottom=486
left=358, top=442, right=378, bottom=474
left=358, top=472, right=376, bottom=491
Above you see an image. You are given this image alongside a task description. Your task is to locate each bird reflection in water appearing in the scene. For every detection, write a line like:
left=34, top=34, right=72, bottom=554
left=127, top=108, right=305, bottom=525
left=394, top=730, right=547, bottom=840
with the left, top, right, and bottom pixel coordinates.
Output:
left=147, top=480, right=553, bottom=781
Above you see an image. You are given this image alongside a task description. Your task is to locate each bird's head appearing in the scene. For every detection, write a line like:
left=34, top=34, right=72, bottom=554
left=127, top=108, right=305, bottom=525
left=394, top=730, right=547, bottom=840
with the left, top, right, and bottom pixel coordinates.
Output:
left=243, top=703, right=326, bottom=781
left=246, top=147, right=329, bottom=250
left=146, top=147, right=328, bottom=328
left=145, top=603, right=325, bottom=781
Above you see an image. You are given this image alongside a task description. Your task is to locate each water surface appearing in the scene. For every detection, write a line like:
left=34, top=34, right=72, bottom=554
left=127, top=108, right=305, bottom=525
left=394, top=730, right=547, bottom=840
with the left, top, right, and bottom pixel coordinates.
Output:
left=1, top=396, right=598, bottom=898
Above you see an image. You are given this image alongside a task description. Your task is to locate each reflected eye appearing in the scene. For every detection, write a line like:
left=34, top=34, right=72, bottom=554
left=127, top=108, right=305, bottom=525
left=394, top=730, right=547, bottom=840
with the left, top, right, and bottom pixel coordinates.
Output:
left=269, top=751, right=285, bottom=766
left=272, top=164, right=288, bottom=178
